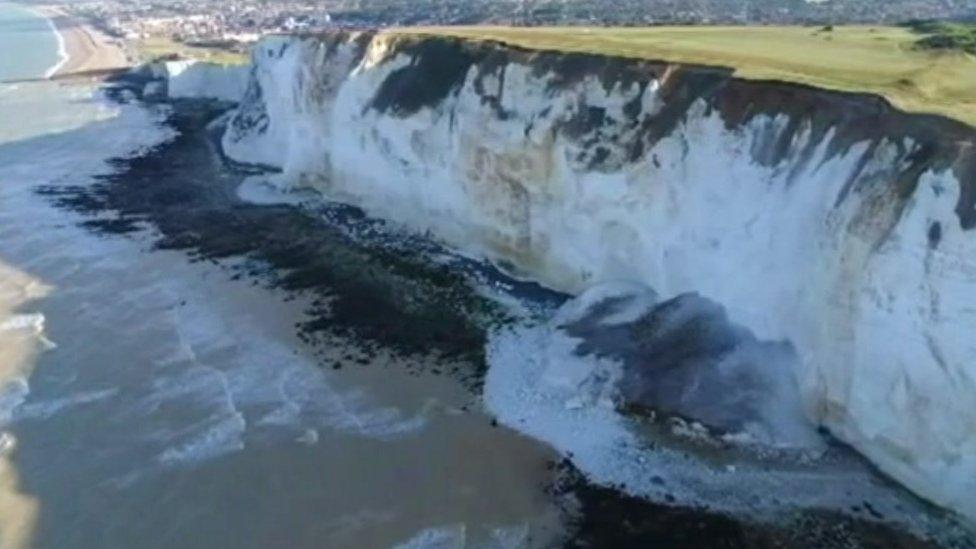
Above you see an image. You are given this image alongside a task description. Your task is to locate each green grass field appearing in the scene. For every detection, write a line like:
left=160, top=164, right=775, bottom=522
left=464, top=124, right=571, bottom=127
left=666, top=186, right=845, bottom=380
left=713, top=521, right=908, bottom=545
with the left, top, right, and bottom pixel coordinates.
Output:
left=131, top=36, right=248, bottom=66
left=392, top=25, right=976, bottom=127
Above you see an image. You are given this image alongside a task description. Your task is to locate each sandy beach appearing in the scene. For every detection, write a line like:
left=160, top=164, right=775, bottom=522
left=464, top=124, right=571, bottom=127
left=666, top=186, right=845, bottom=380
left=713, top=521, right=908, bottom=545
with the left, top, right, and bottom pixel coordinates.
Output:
left=34, top=5, right=128, bottom=77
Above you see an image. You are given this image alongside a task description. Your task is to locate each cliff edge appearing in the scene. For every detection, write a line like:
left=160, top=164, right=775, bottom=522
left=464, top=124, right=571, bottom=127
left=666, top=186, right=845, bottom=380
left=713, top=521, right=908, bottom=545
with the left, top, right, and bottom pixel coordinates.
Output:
left=215, top=30, right=976, bottom=523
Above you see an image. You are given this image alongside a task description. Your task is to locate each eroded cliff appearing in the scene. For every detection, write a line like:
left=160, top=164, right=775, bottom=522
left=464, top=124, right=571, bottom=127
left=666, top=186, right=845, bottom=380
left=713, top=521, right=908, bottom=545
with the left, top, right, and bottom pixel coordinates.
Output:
left=216, top=30, right=976, bottom=522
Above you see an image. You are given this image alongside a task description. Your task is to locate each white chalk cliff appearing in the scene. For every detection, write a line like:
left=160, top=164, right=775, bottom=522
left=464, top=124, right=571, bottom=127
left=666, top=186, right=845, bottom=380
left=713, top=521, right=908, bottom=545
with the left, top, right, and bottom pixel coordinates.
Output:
left=145, top=60, right=250, bottom=102
left=213, top=31, right=976, bottom=521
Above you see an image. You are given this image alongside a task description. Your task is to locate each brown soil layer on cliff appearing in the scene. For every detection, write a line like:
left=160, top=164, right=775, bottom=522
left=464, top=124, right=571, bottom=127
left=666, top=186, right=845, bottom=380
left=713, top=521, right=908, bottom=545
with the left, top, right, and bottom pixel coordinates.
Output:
left=391, top=26, right=976, bottom=128
left=358, top=30, right=976, bottom=231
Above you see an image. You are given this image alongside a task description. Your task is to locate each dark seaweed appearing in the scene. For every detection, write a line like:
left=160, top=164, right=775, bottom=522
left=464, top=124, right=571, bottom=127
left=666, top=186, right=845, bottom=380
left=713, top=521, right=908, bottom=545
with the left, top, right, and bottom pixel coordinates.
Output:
left=38, top=99, right=503, bottom=390
left=550, top=460, right=945, bottom=548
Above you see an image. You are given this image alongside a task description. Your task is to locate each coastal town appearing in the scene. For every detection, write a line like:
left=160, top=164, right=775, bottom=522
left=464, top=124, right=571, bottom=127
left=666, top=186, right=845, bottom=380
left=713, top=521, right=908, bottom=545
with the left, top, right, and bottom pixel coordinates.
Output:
left=38, top=0, right=976, bottom=66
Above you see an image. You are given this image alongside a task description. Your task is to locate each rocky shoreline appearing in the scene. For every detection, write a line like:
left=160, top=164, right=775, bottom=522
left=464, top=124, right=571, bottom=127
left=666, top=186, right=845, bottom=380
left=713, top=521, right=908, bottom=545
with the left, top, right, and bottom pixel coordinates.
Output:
left=30, top=71, right=972, bottom=545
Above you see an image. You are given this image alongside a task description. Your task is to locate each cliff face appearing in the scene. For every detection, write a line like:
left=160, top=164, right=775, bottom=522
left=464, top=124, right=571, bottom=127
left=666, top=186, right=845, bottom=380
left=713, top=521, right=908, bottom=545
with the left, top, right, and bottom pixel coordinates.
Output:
left=219, top=31, right=976, bottom=521
left=139, top=60, right=250, bottom=102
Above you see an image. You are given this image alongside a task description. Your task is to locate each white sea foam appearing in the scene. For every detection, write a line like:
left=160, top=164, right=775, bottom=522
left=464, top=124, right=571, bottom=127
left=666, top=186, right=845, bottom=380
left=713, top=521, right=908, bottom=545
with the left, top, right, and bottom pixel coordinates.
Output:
left=138, top=366, right=248, bottom=466
left=14, top=387, right=118, bottom=421
left=392, top=523, right=531, bottom=549
left=130, top=288, right=429, bottom=471
left=0, top=431, right=16, bottom=456
left=158, top=411, right=247, bottom=465
left=295, top=428, right=318, bottom=445
left=32, top=9, right=68, bottom=79
left=256, top=363, right=430, bottom=441
left=0, top=312, right=56, bottom=349
left=0, top=378, right=30, bottom=426
left=393, top=524, right=466, bottom=549
left=0, top=313, right=44, bottom=333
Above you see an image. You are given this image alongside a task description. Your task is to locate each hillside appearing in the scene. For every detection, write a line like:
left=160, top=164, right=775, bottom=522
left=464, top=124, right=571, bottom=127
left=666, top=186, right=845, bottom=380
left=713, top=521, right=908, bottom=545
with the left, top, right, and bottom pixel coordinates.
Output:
left=392, top=25, right=976, bottom=127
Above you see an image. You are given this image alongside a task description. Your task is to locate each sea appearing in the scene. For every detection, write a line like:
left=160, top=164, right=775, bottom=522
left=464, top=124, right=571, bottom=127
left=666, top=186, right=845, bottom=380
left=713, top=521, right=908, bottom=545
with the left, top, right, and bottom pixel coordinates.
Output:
left=0, top=4, right=560, bottom=548
left=2, top=3, right=974, bottom=548
left=0, top=2, right=64, bottom=80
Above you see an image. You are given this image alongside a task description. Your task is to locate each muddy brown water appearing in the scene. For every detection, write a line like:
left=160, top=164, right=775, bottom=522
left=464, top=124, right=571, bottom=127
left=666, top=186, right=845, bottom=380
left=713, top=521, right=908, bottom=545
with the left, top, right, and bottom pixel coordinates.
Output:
left=0, top=83, right=563, bottom=549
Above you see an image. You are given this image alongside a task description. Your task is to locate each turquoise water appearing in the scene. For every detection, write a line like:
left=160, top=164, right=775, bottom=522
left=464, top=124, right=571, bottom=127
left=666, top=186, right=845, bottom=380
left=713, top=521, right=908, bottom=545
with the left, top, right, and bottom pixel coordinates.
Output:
left=0, top=2, right=61, bottom=81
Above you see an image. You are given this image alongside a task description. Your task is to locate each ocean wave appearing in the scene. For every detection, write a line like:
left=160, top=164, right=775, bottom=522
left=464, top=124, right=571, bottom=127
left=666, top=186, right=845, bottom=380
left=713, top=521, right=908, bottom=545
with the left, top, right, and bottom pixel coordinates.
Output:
left=0, top=312, right=44, bottom=333
left=158, top=411, right=247, bottom=466
left=14, top=387, right=118, bottom=422
left=393, top=524, right=466, bottom=549
left=33, top=9, right=68, bottom=79
left=392, top=523, right=530, bottom=549
left=0, top=377, right=30, bottom=426
left=0, top=312, right=56, bottom=349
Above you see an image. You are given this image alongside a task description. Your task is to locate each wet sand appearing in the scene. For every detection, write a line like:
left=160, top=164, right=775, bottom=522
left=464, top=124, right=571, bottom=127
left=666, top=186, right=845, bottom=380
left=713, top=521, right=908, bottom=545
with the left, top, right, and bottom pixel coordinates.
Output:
left=35, top=6, right=128, bottom=77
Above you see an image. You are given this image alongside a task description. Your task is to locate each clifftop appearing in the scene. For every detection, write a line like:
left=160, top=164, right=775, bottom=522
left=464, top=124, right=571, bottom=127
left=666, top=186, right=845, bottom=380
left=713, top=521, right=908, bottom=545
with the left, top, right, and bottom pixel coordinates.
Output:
left=386, top=25, right=976, bottom=128
left=281, top=29, right=976, bottom=229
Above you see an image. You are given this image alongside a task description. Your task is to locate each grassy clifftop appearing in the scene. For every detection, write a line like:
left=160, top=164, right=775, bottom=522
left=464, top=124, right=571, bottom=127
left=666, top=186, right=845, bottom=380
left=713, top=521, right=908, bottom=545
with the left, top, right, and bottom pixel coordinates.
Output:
left=132, top=36, right=248, bottom=66
left=392, top=25, right=976, bottom=127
